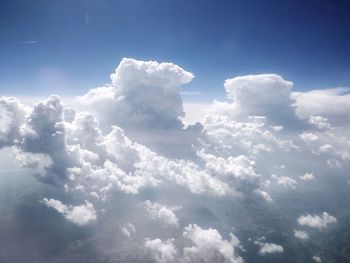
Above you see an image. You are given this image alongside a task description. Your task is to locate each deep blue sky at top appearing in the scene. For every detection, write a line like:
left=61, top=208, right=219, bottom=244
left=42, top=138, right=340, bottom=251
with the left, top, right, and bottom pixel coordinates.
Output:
left=0, top=0, right=350, bottom=101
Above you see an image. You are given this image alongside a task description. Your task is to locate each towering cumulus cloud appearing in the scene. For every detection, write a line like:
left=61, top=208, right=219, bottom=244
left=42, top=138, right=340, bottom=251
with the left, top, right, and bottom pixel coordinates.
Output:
left=0, top=58, right=349, bottom=263
left=80, top=58, right=194, bottom=130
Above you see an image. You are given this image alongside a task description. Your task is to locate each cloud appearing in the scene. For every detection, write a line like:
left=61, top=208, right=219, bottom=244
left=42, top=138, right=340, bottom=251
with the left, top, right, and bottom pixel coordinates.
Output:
left=182, top=224, right=243, bottom=263
left=255, top=239, right=284, bottom=255
left=12, top=147, right=52, bottom=169
left=223, top=74, right=300, bottom=127
left=120, top=223, right=136, bottom=238
left=294, top=230, right=310, bottom=240
left=312, top=256, right=322, bottom=263
left=299, top=172, right=315, bottom=181
left=42, top=198, right=97, bottom=226
left=145, top=238, right=178, bottom=263
left=21, top=40, right=38, bottom=44
left=198, top=150, right=260, bottom=193
left=142, top=200, right=180, bottom=227
left=80, top=58, right=194, bottom=130
left=0, top=97, right=28, bottom=148
left=271, top=174, right=297, bottom=189
left=1, top=58, right=350, bottom=262
left=293, top=87, right=350, bottom=126
left=298, top=212, right=337, bottom=229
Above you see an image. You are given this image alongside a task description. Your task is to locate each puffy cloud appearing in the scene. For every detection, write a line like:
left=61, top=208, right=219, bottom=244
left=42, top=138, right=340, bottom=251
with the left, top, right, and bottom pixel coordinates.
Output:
left=80, top=58, right=194, bottom=130
left=121, top=223, right=136, bottom=238
left=198, top=150, right=260, bottom=193
left=3, top=58, right=350, bottom=263
left=0, top=97, right=28, bottom=148
left=298, top=212, right=337, bottom=229
left=308, top=116, right=331, bottom=130
left=312, top=256, right=322, bottom=263
left=144, top=224, right=243, bottom=263
left=183, top=224, right=243, bottom=263
left=42, top=198, right=97, bottom=226
left=255, top=239, right=284, bottom=255
left=142, top=200, right=180, bottom=227
left=145, top=238, right=178, bottom=263
left=12, top=147, right=52, bottom=169
left=299, top=172, right=315, bottom=181
left=293, top=230, right=310, bottom=240
left=202, top=114, right=298, bottom=161
left=19, top=95, right=73, bottom=183
left=255, top=189, right=273, bottom=201
left=293, top=87, right=350, bottom=126
left=223, top=74, right=299, bottom=126
left=270, top=174, right=297, bottom=189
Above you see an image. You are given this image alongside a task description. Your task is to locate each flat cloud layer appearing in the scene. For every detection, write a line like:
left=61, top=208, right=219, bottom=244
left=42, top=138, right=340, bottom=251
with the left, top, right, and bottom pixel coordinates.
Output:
left=0, top=58, right=349, bottom=263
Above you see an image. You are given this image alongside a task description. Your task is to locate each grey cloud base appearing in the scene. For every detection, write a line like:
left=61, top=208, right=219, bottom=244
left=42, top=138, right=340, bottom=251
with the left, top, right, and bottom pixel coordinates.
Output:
left=0, top=58, right=350, bottom=263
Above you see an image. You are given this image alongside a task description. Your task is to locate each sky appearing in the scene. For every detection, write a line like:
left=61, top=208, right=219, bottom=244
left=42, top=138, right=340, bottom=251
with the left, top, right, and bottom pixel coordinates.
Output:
left=1, top=1, right=350, bottom=263
left=1, top=0, right=350, bottom=100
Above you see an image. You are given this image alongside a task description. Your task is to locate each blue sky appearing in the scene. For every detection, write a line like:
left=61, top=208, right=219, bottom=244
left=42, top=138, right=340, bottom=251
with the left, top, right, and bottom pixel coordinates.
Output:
left=1, top=0, right=350, bottom=100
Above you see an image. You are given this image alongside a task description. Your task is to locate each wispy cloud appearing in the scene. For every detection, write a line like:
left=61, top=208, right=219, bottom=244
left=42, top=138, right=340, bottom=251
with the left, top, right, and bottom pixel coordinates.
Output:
left=180, top=91, right=203, bottom=96
left=21, top=40, right=38, bottom=44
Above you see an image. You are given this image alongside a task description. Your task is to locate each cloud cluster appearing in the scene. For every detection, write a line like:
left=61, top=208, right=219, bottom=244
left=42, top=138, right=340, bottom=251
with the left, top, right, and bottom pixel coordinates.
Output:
left=42, top=198, right=97, bottom=226
left=255, top=241, right=284, bottom=255
left=142, top=200, right=180, bottom=227
left=297, top=212, right=337, bottom=229
left=293, top=230, right=310, bottom=240
left=1, top=57, right=349, bottom=262
left=145, top=224, right=243, bottom=263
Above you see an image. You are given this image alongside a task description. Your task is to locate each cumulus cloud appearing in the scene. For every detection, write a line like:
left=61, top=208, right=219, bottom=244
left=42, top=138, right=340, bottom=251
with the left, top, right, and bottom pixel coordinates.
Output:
left=145, top=238, right=178, bottom=263
left=299, top=172, right=315, bottom=181
left=293, top=87, right=350, bottom=126
left=1, top=57, right=350, bottom=262
left=255, top=239, right=284, bottom=255
left=0, top=97, right=28, bottom=147
left=80, top=58, right=193, bottom=130
left=42, top=198, right=97, bottom=226
left=182, top=224, right=243, bottom=263
left=142, top=200, right=180, bottom=227
left=222, top=74, right=300, bottom=127
left=121, top=223, right=136, bottom=238
left=298, top=212, right=337, bottom=229
left=270, top=174, right=297, bottom=189
left=12, top=146, right=52, bottom=169
left=312, top=256, right=322, bottom=263
left=294, top=230, right=310, bottom=240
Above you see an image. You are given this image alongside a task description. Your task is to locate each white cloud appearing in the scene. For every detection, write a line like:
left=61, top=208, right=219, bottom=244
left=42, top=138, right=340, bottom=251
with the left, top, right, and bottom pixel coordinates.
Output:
left=312, top=256, right=322, bottom=263
left=255, top=240, right=284, bottom=255
left=142, top=200, right=180, bottom=227
left=0, top=97, right=28, bottom=148
left=271, top=174, right=297, bottom=189
left=308, top=115, right=331, bottom=130
left=299, top=172, right=315, bottom=181
left=80, top=58, right=194, bottom=130
left=2, top=58, right=350, bottom=263
left=121, top=223, right=136, bottom=238
left=42, top=198, right=97, bottom=226
left=145, top=238, right=178, bottom=263
left=223, top=74, right=298, bottom=126
left=293, top=230, right=310, bottom=240
left=183, top=224, right=243, bottom=263
left=293, top=87, right=350, bottom=126
left=12, top=146, right=52, bottom=169
left=198, top=150, right=260, bottom=193
left=298, top=212, right=337, bottom=229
